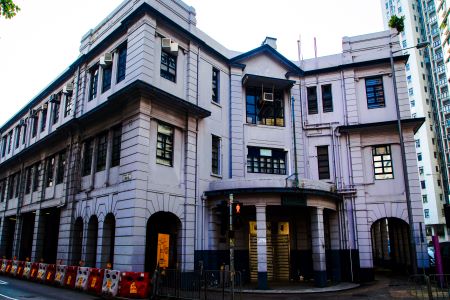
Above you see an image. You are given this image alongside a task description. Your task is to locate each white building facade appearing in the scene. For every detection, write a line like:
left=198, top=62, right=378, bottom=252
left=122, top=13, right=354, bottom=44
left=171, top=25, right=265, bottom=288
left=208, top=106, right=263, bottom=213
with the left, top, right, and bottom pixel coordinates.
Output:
left=0, top=0, right=428, bottom=288
left=381, top=0, right=450, bottom=241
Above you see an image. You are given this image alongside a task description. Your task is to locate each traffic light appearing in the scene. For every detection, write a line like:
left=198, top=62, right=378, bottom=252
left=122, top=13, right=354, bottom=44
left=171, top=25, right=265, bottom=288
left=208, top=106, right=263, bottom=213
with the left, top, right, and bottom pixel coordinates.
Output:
left=233, top=202, right=244, bottom=230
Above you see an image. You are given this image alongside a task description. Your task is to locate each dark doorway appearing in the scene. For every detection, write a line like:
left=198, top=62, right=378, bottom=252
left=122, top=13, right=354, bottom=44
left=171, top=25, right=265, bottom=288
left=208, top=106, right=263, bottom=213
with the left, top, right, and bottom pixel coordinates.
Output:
left=2, top=217, right=16, bottom=259
left=86, top=215, right=98, bottom=267
left=41, top=207, right=61, bottom=263
left=19, top=212, right=35, bottom=260
left=371, top=217, right=411, bottom=271
left=72, top=217, right=84, bottom=265
left=101, top=213, right=115, bottom=268
left=145, top=212, right=181, bottom=273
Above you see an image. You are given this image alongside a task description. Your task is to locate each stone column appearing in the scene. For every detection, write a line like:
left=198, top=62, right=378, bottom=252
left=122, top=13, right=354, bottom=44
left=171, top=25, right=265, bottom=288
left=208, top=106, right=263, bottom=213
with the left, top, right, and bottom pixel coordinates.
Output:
left=329, top=211, right=341, bottom=282
left=256, top=204, right=268, bottom=289
left=311, top=207, right=326, bottom=287
left=31, top=210, right=44, bottom=262
left=96, top=221, right=105, bottom=269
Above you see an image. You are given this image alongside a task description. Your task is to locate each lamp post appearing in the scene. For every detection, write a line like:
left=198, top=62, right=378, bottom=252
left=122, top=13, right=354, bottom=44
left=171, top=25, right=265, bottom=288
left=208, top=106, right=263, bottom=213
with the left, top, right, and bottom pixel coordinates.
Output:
left=390, top=40, right=429, bottom=275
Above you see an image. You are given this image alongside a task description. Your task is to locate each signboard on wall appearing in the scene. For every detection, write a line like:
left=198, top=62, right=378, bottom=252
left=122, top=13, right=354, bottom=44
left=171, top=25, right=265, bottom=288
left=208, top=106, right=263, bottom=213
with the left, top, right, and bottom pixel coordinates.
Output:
left=157, top=233, right=170, bottom=268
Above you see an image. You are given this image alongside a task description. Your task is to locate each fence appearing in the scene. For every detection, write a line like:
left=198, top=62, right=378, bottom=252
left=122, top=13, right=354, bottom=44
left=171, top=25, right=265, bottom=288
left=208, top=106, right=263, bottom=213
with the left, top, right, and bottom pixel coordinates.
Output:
left=409, top=274, right=450, bottom=299
left=152, top=269, right=242, bottom=300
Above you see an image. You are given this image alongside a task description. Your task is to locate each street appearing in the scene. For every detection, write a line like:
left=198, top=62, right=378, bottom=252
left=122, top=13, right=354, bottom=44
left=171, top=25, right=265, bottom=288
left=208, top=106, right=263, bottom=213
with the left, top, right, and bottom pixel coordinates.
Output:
left=0, top=275, right=100, bottom=300
left=0, top=271, right=419, bottom=300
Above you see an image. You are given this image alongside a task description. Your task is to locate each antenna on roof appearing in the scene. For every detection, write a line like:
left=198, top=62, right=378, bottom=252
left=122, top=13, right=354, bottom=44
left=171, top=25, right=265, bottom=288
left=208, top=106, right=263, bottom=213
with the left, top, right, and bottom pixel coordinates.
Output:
left=297, top=34, right=302, bottom=69
left=314, top=37, right=318, bottom=58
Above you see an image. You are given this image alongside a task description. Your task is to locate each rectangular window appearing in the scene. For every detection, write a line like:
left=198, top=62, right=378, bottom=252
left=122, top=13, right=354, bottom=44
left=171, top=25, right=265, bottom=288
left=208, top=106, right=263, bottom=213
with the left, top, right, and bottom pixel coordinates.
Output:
left=14, top=172, right=20, bottom=198
left=7, top=132, right=12, bottom=154
left=56, top=151, right=66, bottom=184
left=96, top=132, right=108, bottom=172
left=52, top=96, right=60, bottom=125
left=22, top=124, right=27, bottom=145
left=307, top=86, right=318, bottom=114
left=89, top=66, right=99, bottom=101
left=424, top=209, right=430, bottom=218
left=0, top=179, right=6, bottom=202
left=41, top=107, right=47, bottom=132
left=406, top=63, right=410, bottom=71
left=421, top=180, right=426, bottom=189
left=1, top=136, right=7, bottom=157
left=410, top=100, right=415, bottom=107
left=64, top=94, right=72, bottom=117
left=422, top=195, right=428, bottom=203
left=32, top=163, right=40, bottom=192
left=408, top=88, right=414, bottom=96
left=82, top=139, right=94, bottom=176
left=438, top=179, right=441, bottom=187
left=25, top=166, right=32, bottom=194
left=7, top=175, right=14, bottom=200
left=111, top=126, right=122, bottom=167
left=418, top=153, right=422, bottom=161
left=366, top=77, right=385, bottom=109
left=321, top=84, right=333, bottom=113
left=212, top=67, right=219, bottom=103
left=32, top=115, right=38, bottom=137
left=102, top=65, right=112, bottom=93
left=211, top=135, right=221, bottom=175
left=245, top=86, right=284, bottom=126
left=45, top=156, right=55, bottom=188
left=14, top=127, right=20, bottom=149
left=372, top=145, right=393, bottom=179
left=160, top=51, right=177, bottom=82
left=156, top=123, right=174, bottom=166
left=419, top=166, right=423, bottom=175
left=415, top=139, right=420, bottom=147
left=402, top=40, right=407, bottom=48
left=247, top=147, right=286, bottom=175
left=317, top=145, right=330, bottom=180
left=116, top=44, right=127, bottom=83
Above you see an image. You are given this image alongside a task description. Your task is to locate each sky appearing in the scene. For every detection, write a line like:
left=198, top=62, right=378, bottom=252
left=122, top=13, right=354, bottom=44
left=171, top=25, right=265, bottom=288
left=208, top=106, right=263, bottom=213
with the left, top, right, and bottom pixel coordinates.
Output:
left=0, top=0, right=384, bottom=127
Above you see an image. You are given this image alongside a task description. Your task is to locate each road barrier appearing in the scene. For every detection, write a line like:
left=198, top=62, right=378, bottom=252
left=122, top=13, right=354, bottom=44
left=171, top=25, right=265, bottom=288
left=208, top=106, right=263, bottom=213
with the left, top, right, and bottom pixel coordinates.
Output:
left=54, top=265, right=67, bottom=286
left=36, top=263, right=48, bottom=282
left=29, top=263, right=39, bottom=281
left=0, top=259, right=11, bottom=274
left=102, top=269, right=120, bottom=297
left=75, top=267, right=90, bottom=291
left=9, top=260, right=19, bottom=276
left=87, top=268, right=104, bottom=295
left=118, top=271, right=151, bottom=299
left=15, top=261, right=25, bottom=277
left=64, top=266, right=78, bottom=289
left=44, top=264, right=56, bottom=284
left=22, top=262, right=32, bottom=279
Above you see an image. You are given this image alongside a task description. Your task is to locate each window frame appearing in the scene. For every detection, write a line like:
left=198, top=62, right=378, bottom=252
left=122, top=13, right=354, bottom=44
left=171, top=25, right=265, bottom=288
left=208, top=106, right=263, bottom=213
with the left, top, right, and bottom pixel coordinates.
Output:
left=211, top=135, right=221, bottom=175
left=365, top=76, right=386, bottom=109
left=372, top=145, right=394, bottom=180
left=321, top=84, right=333, bottom=113
left=247, top=146, right=287, bottom=175
left=212, top=67, right=220, bottom=103
left=116, top=44, right=127, bottom=83
left=317, top=145, right=330, bottom=180
left=156, top=122, right=174, bottom=167
left=307, top=86, right=318, bottom=114
left=111, top=125, right=122, bottom=167
left=102, top=64, right=113, bottom=93
left=40, top=107, right=47, bottom=132
left=160, top=50, right=177, bottom=82
left=56, top=151, right=66, bottom=185
left=96, top=132, right=108, bottom=172
left=45, top=156, right=55, bottom=188
left=245, top=86, right=285, bottom=127
left=82, top=139, right=94, bottom=176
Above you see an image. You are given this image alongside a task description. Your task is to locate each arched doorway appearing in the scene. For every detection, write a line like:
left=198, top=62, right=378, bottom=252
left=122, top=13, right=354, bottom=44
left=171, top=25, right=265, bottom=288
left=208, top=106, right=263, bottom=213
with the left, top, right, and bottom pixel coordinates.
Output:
left=72, top=217, right=84, bottom=265
left=145, top=212, right=182, bottom=273
left=101, top=213, right=115, bottom=268
left=86, top=215, right=98, bottom=267
left=371, top=217, right=411, bottom=270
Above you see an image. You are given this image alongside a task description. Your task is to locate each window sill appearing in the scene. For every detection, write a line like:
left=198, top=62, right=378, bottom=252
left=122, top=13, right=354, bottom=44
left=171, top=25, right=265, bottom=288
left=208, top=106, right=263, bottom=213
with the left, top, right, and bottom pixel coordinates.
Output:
left=244, top=123, right=285, bottom=129
left=211, top=101, right=221, bottom=108
left=210, top=172, right=222, bottom=179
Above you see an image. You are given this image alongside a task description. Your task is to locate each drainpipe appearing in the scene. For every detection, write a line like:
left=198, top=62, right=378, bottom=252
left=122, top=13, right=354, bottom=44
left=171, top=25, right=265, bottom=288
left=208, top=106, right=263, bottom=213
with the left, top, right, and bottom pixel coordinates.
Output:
left=228, top=66, right=232, bottom=179
left=290, top=94, right=299, bottom=186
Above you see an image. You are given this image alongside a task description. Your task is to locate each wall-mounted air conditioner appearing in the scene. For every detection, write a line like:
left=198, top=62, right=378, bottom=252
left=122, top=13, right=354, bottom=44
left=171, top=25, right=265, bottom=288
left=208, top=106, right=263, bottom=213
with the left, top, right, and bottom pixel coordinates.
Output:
left=63, top=83, right=74, bottom=94
left=170, top=42, right=179, bottom=54
left=262, top=92, right=274, bottom=102
left=100, top=53, right=113, bottom=66
left=162, top=38, right=172, bottom=49
left=41, top=103, right=48, bottom=110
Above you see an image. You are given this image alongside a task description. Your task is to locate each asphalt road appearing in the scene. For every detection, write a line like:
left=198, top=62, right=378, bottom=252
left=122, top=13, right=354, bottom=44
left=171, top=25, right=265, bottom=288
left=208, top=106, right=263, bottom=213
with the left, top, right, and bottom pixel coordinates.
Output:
left=0, top=275, right=100, bottom=300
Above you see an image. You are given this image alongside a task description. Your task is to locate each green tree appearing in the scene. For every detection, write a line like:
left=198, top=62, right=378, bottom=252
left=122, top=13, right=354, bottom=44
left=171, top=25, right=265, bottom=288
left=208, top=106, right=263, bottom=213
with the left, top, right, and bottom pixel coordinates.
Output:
left=1, top=0, right=20, bottom=19
left=388, top=15, right=405, bottom=33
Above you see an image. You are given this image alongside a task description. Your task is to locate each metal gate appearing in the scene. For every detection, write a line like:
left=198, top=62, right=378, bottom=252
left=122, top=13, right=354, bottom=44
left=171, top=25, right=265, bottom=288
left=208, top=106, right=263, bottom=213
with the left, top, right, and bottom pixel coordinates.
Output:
left=409, top=274, right=450, bottom=299
left=152, top=269, right=242, bottom=300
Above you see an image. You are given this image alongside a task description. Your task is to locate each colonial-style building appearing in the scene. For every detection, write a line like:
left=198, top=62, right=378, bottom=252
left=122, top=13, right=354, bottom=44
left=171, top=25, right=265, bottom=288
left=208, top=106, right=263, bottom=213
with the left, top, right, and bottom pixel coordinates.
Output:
left=0, top=0, right=428, bottom=288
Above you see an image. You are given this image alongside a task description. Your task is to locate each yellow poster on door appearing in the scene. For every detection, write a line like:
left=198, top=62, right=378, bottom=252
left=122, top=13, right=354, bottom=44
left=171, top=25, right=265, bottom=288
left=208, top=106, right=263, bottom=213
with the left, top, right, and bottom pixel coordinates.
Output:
left=156, top=233, right=170, bottom=268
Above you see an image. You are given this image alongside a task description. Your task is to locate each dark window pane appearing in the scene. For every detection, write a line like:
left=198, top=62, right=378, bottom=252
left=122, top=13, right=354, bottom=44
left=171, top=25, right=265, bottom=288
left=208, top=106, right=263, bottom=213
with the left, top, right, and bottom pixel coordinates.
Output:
left=83, top=139, right=94, bottom=176
left=102, top=65, right=112, bottom=93
left=117, top=44, right=127, bottom=83
left=156, top=123, right=174, bottom=166
left=96, top=132, right=108, bottom=172
left=366, top=76, right=385, bottom=108
left=321, top=84, right=333, bottom=113
left=307, top=86, right=318, bottom=114
left=247, top=147, right=286, bottom=175
left=111, top=126, right=122, bottom=167
left=56, top=151, right=66, bottom=184
left=317, top=146, right=330, bottom=179
left=160, top=51, right=177, bottom=82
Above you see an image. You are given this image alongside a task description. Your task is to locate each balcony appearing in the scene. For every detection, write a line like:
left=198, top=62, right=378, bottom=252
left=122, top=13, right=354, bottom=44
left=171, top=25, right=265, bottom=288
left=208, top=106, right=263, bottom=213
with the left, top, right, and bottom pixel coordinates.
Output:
left=433, top=39, right=441, bottom=48
left=437, top=65, right=446, bottom=73
left=429, top=15, right=438, bottom=24
left=442, top=103, right=450, bottom=113
left=438, top=79, right=447, bottom=86
left=432, top=28, right=441, bottom=37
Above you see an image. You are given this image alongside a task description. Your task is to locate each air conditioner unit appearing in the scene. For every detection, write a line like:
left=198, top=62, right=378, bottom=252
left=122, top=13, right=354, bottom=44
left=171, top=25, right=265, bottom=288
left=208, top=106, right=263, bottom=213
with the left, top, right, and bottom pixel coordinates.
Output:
left=100, top=53, right=113, bottom=66
left=29, top=109, right=38, bottom=118
left=170, top=42, right=179, bottom=54
left=263, top=92, right=274, bottom=102
left=162, top=38, right=172, bottom=49
left=41, top=103, right=48, bottom=110
left=63, top=83, right=74, bottom=94
left=49, top=94, right=60, bottom=103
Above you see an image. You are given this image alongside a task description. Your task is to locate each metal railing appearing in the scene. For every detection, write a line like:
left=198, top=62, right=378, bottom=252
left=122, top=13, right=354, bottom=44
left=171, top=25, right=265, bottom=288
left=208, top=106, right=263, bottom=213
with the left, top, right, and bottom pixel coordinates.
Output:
left=152, top=269, right=242, bottom=300
left=409, top=274, right=450, bottom=299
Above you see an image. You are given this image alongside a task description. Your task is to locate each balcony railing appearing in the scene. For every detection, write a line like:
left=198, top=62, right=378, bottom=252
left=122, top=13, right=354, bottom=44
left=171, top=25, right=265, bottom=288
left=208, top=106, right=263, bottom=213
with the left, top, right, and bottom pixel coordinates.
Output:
left=436, top=65, right=446, bottom=73
left=433, top=40, right=441, bottom=48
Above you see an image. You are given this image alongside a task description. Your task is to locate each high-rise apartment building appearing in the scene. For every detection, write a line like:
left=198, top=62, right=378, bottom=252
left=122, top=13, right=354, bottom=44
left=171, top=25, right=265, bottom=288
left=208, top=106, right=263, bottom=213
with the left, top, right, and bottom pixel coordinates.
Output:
left=381, top=0, right=450, bottom=241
